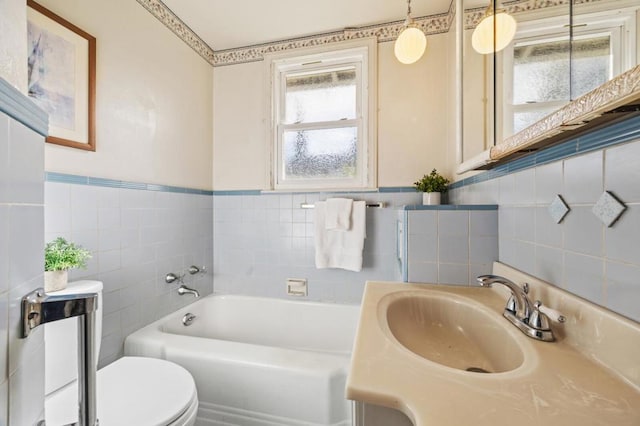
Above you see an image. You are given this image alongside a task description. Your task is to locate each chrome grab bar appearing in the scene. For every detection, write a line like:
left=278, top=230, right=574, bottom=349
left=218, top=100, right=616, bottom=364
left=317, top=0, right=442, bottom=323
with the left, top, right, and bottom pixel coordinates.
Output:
left=22, top=289, right=99, bottom=426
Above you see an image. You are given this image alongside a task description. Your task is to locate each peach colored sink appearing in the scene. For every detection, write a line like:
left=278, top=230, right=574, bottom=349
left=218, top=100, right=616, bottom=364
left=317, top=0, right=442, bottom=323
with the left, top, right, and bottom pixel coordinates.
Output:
left=380, top=292, right=524, bottom=373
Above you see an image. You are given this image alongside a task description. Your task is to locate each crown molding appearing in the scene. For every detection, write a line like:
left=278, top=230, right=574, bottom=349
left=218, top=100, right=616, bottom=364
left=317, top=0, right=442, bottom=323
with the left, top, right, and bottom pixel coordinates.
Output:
left=135, top=0, right=215, bottom=65
left=137, top=0, right=455, bottom=68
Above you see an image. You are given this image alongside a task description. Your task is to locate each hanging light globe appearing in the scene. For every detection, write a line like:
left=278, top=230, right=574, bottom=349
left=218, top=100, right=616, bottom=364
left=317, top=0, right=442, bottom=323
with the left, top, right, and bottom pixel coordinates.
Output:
left=471, top=10, right=517, bottom=54
left=395, top=26, right=427, bottom=64
left=394, top=0, right=427, bottom=65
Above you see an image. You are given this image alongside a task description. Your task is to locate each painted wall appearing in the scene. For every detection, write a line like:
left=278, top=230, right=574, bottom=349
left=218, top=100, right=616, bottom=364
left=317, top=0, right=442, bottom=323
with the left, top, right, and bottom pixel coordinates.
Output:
left=213, top=34, right=456, bottom=190
left=37, top=0, right=213, bottom=190
left=0, top=92, right=46, bottom=426
left=0, top=0, right=27, bottom=92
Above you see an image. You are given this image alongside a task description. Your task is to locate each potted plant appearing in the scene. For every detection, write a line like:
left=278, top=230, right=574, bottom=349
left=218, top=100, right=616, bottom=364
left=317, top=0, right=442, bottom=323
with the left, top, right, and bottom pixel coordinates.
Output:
left=414, top=169, right=450, bottom=205
left=44, top=237, right=92, bottom=292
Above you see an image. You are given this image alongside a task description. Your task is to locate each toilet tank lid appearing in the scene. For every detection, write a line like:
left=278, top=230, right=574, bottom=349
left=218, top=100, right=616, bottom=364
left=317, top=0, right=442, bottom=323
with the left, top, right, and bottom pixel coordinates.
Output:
left=46, top=280, right=103, bottom=295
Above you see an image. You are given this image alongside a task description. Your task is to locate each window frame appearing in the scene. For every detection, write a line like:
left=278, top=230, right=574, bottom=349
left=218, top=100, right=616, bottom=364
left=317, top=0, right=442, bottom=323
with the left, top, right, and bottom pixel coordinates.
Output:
left=266, top=38, right=377, bottom=191
left=500, top=8, right=637, bottom=138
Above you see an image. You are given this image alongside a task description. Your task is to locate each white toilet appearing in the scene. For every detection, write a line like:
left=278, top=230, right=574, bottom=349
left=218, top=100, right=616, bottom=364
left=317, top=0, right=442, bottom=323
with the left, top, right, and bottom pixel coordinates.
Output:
left=44, top=280, right=199, bottom=425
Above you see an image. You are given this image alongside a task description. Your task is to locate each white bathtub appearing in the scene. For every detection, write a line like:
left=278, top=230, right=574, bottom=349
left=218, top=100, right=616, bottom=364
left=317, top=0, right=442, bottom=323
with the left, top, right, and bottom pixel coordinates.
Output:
left=124, top=294, right=361, bottom=426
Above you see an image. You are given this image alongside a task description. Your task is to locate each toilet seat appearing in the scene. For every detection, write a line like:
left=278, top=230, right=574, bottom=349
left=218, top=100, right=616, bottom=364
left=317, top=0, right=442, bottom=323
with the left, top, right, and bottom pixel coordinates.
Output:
left=46, top=357, right=198, bottom=426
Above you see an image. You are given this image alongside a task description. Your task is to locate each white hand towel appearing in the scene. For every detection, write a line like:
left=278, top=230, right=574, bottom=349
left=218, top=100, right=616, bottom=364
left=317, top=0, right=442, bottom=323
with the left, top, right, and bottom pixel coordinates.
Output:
left=325, top=198, right=353, bottom=230
left=315, top=201, right=366, bottom=272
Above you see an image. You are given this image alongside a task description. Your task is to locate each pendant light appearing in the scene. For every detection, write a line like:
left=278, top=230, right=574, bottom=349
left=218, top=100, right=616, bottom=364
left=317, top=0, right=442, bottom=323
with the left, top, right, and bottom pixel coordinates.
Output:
left=394, top=0, right=427, bottom=64
left=471, top=1, right=517, bottom=54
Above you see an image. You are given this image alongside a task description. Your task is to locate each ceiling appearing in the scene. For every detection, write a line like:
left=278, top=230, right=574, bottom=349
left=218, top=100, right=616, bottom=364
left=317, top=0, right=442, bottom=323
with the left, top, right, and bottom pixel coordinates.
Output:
left=160, top=0, right=453, bottom=51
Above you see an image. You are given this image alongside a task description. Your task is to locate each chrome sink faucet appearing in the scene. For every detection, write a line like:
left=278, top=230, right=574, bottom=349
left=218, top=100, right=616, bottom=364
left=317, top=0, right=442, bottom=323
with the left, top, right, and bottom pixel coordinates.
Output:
left=477, top=274, right=565, bottom=342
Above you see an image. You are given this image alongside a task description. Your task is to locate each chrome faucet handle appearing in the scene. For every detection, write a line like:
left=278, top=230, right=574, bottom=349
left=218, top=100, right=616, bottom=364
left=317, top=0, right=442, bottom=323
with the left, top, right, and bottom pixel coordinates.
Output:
left=165, top=272, right=184, bottom=284
left=536, top=301, right=566, bottom=323
left=188, top=265, right=207, bottom=275
left=528, top=301, right=552, bottom=331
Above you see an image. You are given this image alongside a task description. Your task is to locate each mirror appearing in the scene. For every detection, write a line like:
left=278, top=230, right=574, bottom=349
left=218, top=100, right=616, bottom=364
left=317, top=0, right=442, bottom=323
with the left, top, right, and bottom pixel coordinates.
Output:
left=458, top=0, right=640, bottom=170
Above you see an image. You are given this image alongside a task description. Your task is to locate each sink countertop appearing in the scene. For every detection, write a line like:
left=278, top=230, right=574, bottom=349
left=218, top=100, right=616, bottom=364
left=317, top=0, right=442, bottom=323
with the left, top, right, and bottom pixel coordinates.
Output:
left=346, top=279, right=640, bottom=426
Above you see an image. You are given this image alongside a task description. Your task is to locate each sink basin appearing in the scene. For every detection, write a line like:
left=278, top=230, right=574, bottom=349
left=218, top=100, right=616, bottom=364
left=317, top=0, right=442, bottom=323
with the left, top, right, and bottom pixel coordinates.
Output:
left=379, top=291, right=524, bottom=373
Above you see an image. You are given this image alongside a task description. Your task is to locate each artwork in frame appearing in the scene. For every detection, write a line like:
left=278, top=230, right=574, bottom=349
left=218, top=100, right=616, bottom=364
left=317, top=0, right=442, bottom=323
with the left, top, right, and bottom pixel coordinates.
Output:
left=27, top=0, right=96, bottom=151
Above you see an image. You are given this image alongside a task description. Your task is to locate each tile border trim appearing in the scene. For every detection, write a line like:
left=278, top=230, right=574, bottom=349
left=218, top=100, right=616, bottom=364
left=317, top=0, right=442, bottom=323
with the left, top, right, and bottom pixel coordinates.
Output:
left=0, top=77, right=48, bottom=136
left=45, top=172, right=214, bottom=195
left=450, top=114, right=640, bottom=190
left=403, top=205, right=498, bottom=210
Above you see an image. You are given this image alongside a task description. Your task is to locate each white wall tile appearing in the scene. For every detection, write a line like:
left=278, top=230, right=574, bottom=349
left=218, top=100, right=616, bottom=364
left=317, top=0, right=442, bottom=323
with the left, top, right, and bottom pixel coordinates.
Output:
left=514, top=207, right=535, bottom=242
left=408, top=237, right=437, bottom=263
left=565, top=253, right=604, bottom=305
left=606, top=261, right=640, bottom=321
left=563, top=206, right=604, bottom=257
left=604, top=140, right=640, bottom=203
left=438, top=211, right=469, bottom=236
left=0, top=293, right=8, bottom=383
left=438, top=263, right=469, bottom=285
left=5, top=121, right=44, bottom=204
left=0, top=207, right=8, bottom=294
left=535, top=206, right=563, bottom=248
left=535, top=246, right=564, bottom=287
left=408, top=211, right=437, bottom=235
left=512, top=169, right=536, bottom=205
left=438, top=236, right=469, bottom=263
left=408, top=261, right=437, bottom=283
left=605, top=205, right=640, bottom=265
left=535, top=161, right=563, bottom=205
left=8, top=206, right=43, bottom=287
left=563, top=151, right=603, bottom=204
left=470, top=211, right=498, bottom=236
left=470, top=236, right=498, bottom=264
left=44, top=182, right=70, bottom=208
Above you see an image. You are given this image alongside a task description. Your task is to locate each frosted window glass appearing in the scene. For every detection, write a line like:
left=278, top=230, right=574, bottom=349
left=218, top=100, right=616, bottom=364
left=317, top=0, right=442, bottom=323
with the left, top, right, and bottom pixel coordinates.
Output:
left=513, top=36, right=611, bottom=105
left=513, top=108, right=557, bottom=134
left=283, top=127, right=357, bottom=179
left=571, top=36, right=611, bottom=99
left=284, top=68, right=356, bottom=124
left=513, top=39, right=571, bottom=104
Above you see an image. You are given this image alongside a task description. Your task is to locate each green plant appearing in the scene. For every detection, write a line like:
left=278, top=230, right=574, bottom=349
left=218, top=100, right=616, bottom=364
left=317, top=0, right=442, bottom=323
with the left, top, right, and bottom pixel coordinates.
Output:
left=44, top=237, right=92, bottom=271
left=414, top=169, right=450, bottom=193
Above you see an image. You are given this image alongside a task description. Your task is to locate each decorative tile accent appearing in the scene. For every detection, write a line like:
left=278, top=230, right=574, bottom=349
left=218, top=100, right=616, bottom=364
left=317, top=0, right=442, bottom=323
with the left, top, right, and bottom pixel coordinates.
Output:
left=548, top=195, right=570, bottom=224
left=135, top=0, right=215, bottom=65
left=592, top=191, right=627, bottom=227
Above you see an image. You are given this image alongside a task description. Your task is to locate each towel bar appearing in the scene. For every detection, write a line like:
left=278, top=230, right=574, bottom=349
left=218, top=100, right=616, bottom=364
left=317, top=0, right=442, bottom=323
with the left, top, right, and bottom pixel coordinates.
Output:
left=300, top=202, right=386, bottom=209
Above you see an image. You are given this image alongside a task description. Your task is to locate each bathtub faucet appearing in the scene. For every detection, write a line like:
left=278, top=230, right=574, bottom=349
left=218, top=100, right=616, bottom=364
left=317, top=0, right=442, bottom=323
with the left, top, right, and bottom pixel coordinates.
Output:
left=178, top=284, right=200, bottom=298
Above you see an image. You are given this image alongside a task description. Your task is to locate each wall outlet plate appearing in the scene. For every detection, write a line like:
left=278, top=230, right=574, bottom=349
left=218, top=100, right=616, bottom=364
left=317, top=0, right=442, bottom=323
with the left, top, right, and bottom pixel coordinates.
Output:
left=287, top=278, right=307, bottom=296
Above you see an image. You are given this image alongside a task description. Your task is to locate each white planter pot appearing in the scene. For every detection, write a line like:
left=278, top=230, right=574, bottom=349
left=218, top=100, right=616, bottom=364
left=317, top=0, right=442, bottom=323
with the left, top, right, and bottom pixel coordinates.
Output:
left=422, top=192, right=441, bottom=205
left=44, top=270, right=68, bottom=293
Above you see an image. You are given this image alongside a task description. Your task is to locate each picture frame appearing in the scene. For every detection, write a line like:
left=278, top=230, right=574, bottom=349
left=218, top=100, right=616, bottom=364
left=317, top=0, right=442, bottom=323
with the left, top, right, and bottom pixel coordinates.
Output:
left=27, top=0, right=96, bottom=151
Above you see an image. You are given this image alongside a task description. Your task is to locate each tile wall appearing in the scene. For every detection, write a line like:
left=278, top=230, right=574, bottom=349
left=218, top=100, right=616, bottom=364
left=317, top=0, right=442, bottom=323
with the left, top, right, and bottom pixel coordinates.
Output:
left=44, top=181, right=214, bottom=367
left=404, top=209, right=498, bottom=284
left=0, top=110, right=46, bottom=424
left=213, top=191, right=424, bottom=304
left=449, top=137, right=640, bottom=322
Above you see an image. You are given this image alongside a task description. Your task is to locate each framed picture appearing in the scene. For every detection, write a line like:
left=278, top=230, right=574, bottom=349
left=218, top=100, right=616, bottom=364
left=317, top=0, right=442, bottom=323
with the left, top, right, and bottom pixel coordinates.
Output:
left=27, top=0, right=96, bottom=151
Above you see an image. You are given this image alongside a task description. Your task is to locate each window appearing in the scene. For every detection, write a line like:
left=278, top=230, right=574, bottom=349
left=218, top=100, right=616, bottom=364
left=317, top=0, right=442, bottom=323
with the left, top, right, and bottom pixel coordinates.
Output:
left=502, top=9, right=636, bottom=136
left=268, top=39, right=377, bottom=190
